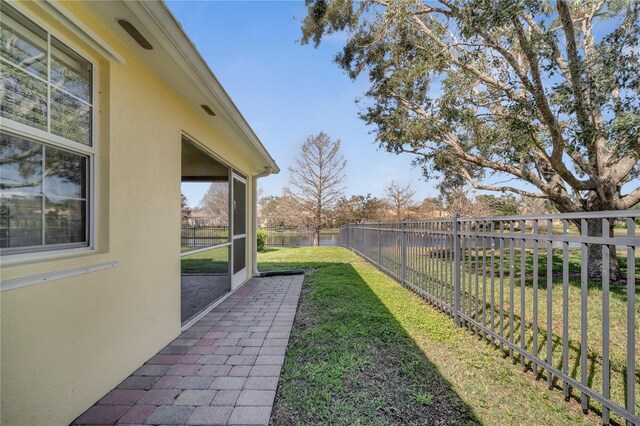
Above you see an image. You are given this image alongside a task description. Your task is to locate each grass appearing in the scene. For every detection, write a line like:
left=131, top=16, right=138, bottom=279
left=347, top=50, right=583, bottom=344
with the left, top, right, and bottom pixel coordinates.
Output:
left=387, top=244, right=639, bottom=418
left=181, top=246, right=229, bottom=274
left=259, top=247, right=607, bottom=425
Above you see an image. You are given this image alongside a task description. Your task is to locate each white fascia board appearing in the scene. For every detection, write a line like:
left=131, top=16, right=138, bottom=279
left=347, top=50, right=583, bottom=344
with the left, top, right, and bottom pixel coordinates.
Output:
left=126, top=0, right=279, bottom=175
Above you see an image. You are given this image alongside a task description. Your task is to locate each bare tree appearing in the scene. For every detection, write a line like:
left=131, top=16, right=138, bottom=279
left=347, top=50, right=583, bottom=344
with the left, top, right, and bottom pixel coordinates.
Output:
left=199, top=182, right=229, bottom=226
left=285, top=132, right=347, bottom=245
left=520, top=196, right=554, bottom=216
left=384, top=180, right=416, bottom=221
left=445, top=188, right=481, bottom=217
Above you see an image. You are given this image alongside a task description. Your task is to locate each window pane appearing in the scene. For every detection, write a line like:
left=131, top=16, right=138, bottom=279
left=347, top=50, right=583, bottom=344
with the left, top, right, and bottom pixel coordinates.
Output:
left=0, top=132, right=43, bottom=193
left=43, top=145, right=87, bottom=246
left=0, top=132, right=88, bottom=253
left=0, top=2, right=47, bottom=79
left=0, top=193, right=42, bottom=248
left=50, top=87, right=91, bottom=145
left=51, top=37, right=92, bottom=103
left=44, top=197, right=85, bottom=245
left=44, top=145, right=86, bottom=199
left=0, top=3, right=94, bottom=147
left=0, top=61, right=47, bottom=130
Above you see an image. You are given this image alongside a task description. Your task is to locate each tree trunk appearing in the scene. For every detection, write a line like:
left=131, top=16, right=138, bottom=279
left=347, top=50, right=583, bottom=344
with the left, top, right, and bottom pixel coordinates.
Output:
left=314, top=228, right=320, bottom=247
left=581, top=218, right=622, bottom=282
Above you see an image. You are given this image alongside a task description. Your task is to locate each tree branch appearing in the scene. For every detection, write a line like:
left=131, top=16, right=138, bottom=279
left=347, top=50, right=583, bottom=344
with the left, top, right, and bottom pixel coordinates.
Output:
left=408, top=15, right=526, bottom=102
left=458, top=168, right=547, bottom=198
left=619, top=186, right=640, bottom=210
left=556, top=2, right=589, bottom=115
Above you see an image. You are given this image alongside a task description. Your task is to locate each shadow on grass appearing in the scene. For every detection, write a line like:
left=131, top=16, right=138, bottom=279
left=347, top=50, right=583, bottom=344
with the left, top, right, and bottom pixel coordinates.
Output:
left=259, top=247, right=283, bottom=254
left=368, top=250, right=638, bottom=423
left=260, top=256, right=480, bottom=425
left=181, top=259, right=228, bottom=274
left=181, top=247, right=229, bottom=274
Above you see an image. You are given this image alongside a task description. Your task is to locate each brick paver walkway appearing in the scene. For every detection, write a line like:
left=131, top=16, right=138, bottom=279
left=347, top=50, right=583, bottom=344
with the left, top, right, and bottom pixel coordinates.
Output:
left=73, top=275, right=303, bottom=426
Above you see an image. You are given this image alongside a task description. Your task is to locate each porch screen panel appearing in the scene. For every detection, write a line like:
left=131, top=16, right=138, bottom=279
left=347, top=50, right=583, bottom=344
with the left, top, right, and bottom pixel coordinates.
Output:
left=233, top=179, right=245, bottom=236
left=180, top=245, right=230, bottom=324
left=232, top=177, right=246, bottom=274
left=233, top=236, right=245, bottom=274
left=181, top=181, right=229, bottom=252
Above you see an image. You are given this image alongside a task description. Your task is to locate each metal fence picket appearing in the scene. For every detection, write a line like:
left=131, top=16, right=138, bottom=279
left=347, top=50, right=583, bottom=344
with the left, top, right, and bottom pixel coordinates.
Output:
left=339, top=210, right=640, bottom=425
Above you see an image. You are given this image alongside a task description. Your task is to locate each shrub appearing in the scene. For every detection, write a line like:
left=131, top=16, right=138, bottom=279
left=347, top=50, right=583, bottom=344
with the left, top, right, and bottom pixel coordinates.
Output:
left=257, top=229, right=267, bottom=252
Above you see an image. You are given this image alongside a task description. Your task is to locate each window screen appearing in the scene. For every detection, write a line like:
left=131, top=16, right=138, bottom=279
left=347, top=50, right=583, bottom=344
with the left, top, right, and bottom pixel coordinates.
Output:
left=233, top=237, right=245, bottom=274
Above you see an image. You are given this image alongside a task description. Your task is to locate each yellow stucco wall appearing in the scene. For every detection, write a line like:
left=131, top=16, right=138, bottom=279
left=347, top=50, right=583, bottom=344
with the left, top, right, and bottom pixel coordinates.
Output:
left=0, top=2, right=260, bottom=425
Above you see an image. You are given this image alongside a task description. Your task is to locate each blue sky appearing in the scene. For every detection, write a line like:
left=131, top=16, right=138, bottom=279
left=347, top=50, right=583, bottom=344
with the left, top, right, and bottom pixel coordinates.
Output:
left=168, top=1, right=439, bottom=208
left=170, top=1, right=638, bottom=209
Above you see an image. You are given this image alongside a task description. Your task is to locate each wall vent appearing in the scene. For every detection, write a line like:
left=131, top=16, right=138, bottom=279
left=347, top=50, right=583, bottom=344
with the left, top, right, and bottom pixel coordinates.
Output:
left=201, top=105, right=216, bottom=116
left=116, top=18, right=153, bottom=50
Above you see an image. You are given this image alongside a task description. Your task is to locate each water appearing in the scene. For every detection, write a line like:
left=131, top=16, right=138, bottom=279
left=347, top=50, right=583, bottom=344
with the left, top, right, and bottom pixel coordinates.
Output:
left=264, top=230, right=339, bottom=247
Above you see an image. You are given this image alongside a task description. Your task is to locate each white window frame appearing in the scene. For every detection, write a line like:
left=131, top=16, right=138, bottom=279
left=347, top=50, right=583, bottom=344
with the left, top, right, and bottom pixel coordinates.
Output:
left=0, top=0, right=99, bottom=261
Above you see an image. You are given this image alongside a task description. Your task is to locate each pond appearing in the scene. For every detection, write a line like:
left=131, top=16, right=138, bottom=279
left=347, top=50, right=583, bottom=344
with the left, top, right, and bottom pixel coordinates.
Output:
left=262, top=228, right=340, bottom=246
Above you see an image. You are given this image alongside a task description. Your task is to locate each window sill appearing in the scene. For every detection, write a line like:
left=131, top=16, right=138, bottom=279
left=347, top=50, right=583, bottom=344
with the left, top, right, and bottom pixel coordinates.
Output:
left=1, top=246, right=99, bottom=267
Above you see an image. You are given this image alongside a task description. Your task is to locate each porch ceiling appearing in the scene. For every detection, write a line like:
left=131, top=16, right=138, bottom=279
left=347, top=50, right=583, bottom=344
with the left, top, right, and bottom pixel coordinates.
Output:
left=181, top=139, right=228, bottom=182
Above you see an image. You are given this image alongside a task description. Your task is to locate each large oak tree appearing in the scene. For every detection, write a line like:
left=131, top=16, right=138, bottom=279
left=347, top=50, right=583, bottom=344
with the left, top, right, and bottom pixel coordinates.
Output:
left=301, top=0, right=639, bottom=278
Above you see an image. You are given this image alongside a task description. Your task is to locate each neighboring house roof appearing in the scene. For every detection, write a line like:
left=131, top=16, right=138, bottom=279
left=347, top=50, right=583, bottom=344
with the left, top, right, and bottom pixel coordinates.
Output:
left=190, top=209, right=209, bottom=218
left=76, top=0, right=279, bottom=175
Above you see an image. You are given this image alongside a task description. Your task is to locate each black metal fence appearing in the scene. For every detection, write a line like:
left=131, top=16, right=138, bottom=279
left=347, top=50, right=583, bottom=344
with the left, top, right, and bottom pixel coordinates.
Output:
left=181, top=224, right=228, bottom=249
left=260, top=227, right=340, bottom=247
left=341, top=210, right=639, bottom=425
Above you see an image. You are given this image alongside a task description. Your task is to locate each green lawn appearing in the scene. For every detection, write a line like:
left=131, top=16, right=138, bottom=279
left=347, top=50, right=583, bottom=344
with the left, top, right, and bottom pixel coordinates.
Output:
left=258, top=247, right=606, bottom=425
left=389, top=244, right=639, bottom=418
left=181, top=246, right=229, bottom=274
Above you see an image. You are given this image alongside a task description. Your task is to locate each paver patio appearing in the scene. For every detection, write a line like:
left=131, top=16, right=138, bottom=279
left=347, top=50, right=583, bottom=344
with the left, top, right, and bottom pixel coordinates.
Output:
left=72, top=275, right=303, bottom=426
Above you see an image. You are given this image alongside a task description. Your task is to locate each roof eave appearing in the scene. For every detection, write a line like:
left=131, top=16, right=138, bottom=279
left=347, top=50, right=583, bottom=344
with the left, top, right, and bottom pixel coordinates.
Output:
left=129, top=0, right=279, bottom=175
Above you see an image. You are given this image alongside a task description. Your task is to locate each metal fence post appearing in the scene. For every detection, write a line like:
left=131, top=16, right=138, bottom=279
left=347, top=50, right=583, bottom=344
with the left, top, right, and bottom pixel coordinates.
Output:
left=453, top=214, right=462, bottom=327
left=377, top=222, right=381, bottom=265
left=363, top=224, right=367, bottom=258
left=401, top=221, right=406, bottom=286
left=346, top=224, right=350, bottom=248
left=626, top=218, right=636, bottom=426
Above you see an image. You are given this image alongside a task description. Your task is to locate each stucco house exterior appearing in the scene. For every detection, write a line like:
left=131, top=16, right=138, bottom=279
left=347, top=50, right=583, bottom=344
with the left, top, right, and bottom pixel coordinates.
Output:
left=0, top=1, right=279, bottom=424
